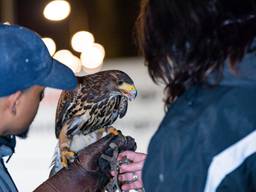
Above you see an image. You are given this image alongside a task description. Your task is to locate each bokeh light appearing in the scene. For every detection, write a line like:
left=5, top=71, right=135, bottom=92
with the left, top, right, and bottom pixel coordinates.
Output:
left=82, top=65, right=103, bottom=74
left=71, top=31, right=95, bottom=53
left=80, top=43, right=105, bottom=69
left=54, top=49, right=82, bottom=74
left=43, top=0, right=71, bottom=21
left=3, top=22, right=10, bottom=25
left=42, top=37, right=56, bottom=56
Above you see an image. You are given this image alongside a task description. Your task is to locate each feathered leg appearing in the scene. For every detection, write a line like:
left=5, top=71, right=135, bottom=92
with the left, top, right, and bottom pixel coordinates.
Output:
left=59, top=123, right=76, bottom=168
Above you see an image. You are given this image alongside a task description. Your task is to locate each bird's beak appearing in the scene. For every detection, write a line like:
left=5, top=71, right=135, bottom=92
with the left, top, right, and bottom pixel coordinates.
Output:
left=119, top=83, right=137, bottom=101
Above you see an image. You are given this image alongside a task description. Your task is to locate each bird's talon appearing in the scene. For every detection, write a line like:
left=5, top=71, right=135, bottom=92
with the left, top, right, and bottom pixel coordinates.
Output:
left=61, top=158, right=68, bottom=169
left=61, top=150, right=77, bottom=168
left=108, top=127, right=119, bottom=136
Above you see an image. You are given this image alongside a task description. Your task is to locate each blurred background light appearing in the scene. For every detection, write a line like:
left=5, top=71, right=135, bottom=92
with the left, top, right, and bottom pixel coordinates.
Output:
left=71, top=31, right=95, bottom=53
left=43, top=0, right=71, bottom=21
left=42, top=37, right=56, bottom=56
left=82, top=64, right=103, bottom=74
left=80, top=43, right=105, bottom=69
left=3, top=21, right=10, bottom=25
left=53, top=49, right=82, bottom=74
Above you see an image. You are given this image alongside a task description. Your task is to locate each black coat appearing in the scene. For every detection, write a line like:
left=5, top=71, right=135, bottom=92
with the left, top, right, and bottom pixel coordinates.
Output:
left=143, top=52, right=256, bottom=192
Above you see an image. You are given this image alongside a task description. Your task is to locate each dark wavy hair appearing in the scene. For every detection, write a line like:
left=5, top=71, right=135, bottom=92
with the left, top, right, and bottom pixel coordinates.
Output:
left=136, top=0, right=256, bottom=109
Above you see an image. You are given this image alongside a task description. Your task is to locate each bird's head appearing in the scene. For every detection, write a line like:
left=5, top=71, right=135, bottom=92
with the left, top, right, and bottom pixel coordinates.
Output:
left=77, top=70, right=137, bottom=102
left=109, top=70, right=137, bottom=101
left=117, top=80, right=137, bottom=101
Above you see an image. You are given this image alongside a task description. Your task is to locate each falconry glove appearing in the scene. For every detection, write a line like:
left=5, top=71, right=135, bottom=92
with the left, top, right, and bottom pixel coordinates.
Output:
left=34, top=133, right=136, bottom=192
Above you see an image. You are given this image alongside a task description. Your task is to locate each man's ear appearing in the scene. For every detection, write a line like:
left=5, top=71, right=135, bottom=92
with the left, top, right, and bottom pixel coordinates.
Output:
left=7, top=91, right=22, bottom=115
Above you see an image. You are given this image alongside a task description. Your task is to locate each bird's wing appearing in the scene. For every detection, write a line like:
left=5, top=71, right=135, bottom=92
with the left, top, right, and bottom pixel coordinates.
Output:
left=55, top=90, right=76, bottom=138
left=118, top=96, right=128, bottom=118
left=66, top=95, right=124, bottom=136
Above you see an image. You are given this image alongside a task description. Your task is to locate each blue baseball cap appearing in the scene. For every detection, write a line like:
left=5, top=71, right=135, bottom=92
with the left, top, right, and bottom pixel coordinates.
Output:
left=0, top=24, right=77, bottom=97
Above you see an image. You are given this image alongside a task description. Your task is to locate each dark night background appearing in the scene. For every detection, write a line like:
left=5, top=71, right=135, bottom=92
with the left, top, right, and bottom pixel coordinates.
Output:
left=0, top=0, right=140, bottom=58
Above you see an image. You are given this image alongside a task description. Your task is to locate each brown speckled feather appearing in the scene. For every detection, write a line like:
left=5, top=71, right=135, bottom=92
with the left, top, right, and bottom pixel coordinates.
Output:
left=55, top=91, right=76, bottom=137
left=55, top=70, right=135, bottom=139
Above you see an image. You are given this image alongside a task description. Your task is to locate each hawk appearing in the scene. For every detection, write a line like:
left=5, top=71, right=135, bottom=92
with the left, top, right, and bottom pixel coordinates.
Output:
left=54, top=70, right=137, bottom=169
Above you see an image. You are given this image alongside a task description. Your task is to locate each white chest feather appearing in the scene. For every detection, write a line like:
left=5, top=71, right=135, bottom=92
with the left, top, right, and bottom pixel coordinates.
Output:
left=70, top=132, right=99, bottom=152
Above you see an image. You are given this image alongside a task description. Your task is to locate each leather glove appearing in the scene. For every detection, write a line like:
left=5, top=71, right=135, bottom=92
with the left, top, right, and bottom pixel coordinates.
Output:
left=34, top=133, right=136, bottom=192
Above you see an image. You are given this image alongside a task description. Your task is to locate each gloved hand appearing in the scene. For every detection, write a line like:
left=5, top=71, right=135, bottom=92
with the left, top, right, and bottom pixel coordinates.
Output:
left=34, top=133, right=136, bottom=192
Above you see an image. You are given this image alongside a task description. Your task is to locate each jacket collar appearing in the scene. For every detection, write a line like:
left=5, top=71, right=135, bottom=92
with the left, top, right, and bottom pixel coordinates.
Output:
left=208, top=38, right=256, bottom=87
left=0, top=135, right=16, bottom=160
left=219, top=51, right=256, bottom=87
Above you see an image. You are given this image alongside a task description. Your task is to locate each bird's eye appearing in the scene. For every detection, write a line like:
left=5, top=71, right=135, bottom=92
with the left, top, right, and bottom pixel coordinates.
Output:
left=117, top=81, right=124, bottom=86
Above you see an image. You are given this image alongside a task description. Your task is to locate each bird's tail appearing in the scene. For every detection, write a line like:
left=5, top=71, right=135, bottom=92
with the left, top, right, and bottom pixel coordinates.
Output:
left=49, top=143, right=63, bottom=177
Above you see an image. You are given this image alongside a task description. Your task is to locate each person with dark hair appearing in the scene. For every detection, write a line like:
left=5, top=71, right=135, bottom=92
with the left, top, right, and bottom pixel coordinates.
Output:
left=130, top=0, right=256, bottom=191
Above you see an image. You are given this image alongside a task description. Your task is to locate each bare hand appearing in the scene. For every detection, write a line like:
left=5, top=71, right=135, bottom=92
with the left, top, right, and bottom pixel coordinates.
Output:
left=113, top=151, right=146, bottom=191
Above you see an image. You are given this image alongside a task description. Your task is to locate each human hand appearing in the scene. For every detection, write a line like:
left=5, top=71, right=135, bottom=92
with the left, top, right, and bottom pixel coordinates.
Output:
left=114, top=151, right=146, bottom=191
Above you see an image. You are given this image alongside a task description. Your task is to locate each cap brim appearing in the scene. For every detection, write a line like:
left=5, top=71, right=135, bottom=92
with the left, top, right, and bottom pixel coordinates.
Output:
left=39, top=59, right=77, bottom=90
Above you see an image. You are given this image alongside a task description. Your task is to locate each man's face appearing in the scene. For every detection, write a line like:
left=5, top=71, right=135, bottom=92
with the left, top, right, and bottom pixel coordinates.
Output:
left=9, top=86, right=45, bottom=138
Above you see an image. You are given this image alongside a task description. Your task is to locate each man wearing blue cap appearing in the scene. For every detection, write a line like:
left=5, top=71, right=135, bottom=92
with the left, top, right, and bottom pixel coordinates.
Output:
left=0, top=24, right=145, bottom=192
left=0, top=24, right=78, bottom=191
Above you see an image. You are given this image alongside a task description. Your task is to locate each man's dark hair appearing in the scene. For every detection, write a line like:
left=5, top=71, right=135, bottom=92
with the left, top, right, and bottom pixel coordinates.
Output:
left=137, top=0, right=256, bottom=108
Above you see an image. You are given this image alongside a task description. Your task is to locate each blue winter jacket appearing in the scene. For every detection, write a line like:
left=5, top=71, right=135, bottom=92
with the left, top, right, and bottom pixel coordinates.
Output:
left=143, top=50, right=256, bottom=191
left=0, top=136, right=18, bottom=192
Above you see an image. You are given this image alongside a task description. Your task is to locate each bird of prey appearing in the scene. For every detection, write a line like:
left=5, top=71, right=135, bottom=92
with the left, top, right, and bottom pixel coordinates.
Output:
left=54, top=70, right=137, bottom=169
